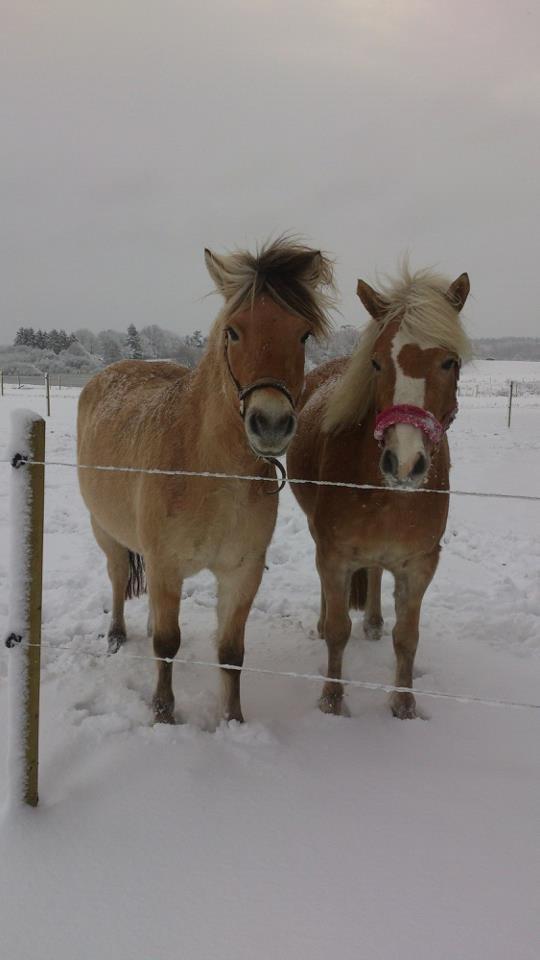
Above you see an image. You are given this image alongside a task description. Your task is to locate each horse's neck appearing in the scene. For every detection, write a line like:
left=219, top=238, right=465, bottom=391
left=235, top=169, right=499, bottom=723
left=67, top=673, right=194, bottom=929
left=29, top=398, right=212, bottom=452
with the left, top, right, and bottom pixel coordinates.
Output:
left=184, top=349, right=266, bottom=474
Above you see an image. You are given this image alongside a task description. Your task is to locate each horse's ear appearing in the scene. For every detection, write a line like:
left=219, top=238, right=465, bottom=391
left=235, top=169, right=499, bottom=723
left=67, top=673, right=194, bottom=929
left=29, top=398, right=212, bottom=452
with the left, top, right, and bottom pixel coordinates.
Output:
left=204, top=248, right=228, bottom=294
left=445, top=273, right=470, bottom=312
left=294, top=249, right=332, bottom=287
left=356, top=280, right=389, bottom=321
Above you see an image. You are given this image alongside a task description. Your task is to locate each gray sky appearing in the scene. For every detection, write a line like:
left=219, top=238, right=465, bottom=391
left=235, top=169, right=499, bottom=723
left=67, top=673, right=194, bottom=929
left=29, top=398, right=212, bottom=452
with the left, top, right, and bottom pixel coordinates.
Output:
left=2, top=0, right=539, bottom=341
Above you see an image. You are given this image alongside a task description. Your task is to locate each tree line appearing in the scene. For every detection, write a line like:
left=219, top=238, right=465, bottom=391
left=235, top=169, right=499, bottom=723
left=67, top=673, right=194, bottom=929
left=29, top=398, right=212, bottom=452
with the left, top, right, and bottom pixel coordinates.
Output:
left=11, top=323, right=208, bottom=368
left=14, top=327, right=77, bottom=354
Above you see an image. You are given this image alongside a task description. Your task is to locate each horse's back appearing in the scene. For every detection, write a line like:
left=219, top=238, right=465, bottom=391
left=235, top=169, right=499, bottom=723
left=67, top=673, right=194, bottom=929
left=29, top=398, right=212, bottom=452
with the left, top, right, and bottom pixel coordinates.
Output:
left=79, top=360, right=189, bottom=412
left=300, top=357, right=349, bottom=409
left=79, top=360, right=190, bottom=444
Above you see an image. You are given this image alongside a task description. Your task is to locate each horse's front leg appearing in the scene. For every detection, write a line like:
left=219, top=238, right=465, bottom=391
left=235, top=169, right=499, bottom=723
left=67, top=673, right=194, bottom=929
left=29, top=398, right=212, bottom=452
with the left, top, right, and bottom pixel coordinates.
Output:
left=317, top=551, right=352, bottom=715
left=215, top=559, right=266, bottom=723
left=391, top=547, right=440, bottom=719
left=146, top=558, right=182, bottom=724
left=364, top=566, right=384, bottom=641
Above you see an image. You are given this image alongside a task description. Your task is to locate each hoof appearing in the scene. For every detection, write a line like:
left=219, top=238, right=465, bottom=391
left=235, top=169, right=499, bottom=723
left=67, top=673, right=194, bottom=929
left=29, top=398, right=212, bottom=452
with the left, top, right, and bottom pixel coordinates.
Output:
left=363, top=621, right=383, bottom=642
left=107, top=632, right=126, bottom=655
left=319, top=691, right=344, bottom=716
left=225, top=706, right=245, bottom=724
left=153, top=697, right=176, bottom=724
left=391, top=692, right=417, bottom=719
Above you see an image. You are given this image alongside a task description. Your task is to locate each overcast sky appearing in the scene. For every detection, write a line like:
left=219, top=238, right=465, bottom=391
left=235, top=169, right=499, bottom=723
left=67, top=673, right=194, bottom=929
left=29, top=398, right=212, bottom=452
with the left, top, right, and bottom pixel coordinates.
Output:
left=2, top=1, right=539, bottom=342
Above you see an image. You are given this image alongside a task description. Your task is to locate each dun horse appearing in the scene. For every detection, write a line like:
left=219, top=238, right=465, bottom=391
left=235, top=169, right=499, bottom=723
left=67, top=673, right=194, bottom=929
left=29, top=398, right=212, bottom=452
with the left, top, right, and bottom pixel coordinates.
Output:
left=78, top=238, right=335, bottom=723
left=287, top=264, right=471, bottom=718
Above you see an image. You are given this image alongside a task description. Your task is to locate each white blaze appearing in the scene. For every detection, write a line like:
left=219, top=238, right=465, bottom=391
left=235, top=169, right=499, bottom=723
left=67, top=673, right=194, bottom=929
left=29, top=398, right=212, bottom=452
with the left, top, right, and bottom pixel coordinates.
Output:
left=387, top=330, right=427, bottom=480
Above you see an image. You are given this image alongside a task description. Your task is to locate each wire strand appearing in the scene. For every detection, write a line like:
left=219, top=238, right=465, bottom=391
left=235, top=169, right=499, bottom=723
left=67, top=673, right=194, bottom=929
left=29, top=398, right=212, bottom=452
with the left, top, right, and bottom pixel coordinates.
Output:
left=1, top=457, right=539, bottom=503
left=12, top=639, right=540, bottom=713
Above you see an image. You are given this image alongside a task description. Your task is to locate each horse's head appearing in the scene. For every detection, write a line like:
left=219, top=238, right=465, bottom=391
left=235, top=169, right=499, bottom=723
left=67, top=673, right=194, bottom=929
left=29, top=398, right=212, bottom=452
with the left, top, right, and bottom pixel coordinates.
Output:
left=205, top=239, right=335, bottom=457
left=357, top=271, right=470, bottom=488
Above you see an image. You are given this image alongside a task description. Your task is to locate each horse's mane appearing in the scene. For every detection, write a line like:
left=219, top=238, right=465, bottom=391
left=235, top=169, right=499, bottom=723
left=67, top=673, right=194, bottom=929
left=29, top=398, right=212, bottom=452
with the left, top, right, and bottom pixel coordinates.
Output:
left=208, top=235, right=337, bottom=339
left=323, top=263, right=473, bottom=434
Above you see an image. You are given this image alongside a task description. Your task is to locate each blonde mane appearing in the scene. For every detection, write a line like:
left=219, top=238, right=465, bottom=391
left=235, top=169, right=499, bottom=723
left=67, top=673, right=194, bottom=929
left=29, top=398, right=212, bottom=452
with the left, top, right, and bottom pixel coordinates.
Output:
left=207, top=236, right=337, bottom=340
left=323, top=264, right=473, bottom=434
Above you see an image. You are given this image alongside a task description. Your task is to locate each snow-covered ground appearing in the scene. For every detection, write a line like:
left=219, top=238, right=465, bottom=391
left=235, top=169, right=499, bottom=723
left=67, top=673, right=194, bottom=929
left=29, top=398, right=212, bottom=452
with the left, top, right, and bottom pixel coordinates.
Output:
left=0, top=361, right=539, bottom=960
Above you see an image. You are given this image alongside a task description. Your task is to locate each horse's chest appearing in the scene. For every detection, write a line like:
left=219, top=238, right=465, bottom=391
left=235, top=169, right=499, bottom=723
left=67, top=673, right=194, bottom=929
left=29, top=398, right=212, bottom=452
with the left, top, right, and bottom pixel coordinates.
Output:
left=167, top=485, right=276, bottom=574
left=321, top=493, right=447, bottom=566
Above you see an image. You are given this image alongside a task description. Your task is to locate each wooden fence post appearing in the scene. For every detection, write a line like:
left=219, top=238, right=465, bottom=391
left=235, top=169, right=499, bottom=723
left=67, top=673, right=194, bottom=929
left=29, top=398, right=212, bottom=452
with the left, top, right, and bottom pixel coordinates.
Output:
left=5, top=412, right=45, bottom=807
left=45, top=372, right=50, bottom=417
left=507, top=380, right=514, bottom=428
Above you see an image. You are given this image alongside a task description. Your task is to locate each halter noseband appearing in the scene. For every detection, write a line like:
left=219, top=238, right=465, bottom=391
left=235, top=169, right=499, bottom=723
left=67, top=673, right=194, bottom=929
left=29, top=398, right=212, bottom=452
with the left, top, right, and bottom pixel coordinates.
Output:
left=374, top=403, right=458, bottom=447
left=237, top=379, right=295, bottom=418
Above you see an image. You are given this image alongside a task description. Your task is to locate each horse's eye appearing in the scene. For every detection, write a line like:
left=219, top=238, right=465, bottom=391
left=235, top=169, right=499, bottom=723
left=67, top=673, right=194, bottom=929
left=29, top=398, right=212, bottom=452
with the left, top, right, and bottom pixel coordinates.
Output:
left=301, top=330, right=311, bottom=344
left=371, top=359, right=381, bottom=372
left=441, top=358, right=456, bottom=370
left=226, top=327, right=240, bottom=342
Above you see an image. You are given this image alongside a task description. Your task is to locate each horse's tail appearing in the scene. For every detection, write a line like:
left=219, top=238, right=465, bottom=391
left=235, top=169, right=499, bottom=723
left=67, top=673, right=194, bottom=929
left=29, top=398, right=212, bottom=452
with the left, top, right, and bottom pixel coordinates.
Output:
left=125, top=551, right=147, bottom=599
left=349, top=569, right=368, bottom=610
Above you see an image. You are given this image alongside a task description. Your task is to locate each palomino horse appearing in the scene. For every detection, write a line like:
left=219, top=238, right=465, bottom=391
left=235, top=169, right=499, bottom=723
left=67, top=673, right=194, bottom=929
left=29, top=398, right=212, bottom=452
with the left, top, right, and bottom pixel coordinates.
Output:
left=78, top=238, right=335, bottom=723
left=287, top=265, right=471, bottom=718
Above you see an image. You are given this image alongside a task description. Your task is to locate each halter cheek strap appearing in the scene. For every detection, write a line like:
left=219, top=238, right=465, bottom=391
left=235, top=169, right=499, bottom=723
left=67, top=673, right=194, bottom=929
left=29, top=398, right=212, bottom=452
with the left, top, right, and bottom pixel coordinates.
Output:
left=374, top=403, right=458, bottom=447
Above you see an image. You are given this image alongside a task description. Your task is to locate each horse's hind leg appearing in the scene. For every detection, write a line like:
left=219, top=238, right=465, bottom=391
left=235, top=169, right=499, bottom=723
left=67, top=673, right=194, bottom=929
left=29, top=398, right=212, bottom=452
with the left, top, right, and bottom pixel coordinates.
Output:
left=215, top=560, right=265, bottom=723
left=146, top=559, right=181, bottom=724
left=317, top=585, right=327, bottom=639
left=317, top=551, right=352, bottom=715
left=90, top=516, right=129, bottom=653
left=391, top=547, right=440, bottom=719
left=364, top=566, right=384, bottom=641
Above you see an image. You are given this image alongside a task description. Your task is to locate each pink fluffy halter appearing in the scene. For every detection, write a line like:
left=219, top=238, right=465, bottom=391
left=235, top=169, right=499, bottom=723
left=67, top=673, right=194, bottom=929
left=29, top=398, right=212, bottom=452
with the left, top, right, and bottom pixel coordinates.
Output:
left=374, top=404, right=457, bottom=446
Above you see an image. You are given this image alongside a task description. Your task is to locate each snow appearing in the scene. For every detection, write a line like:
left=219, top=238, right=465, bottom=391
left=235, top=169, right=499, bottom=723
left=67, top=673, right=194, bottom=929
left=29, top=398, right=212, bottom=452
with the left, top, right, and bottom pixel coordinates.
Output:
left=0, top=361, right=539, bottom=959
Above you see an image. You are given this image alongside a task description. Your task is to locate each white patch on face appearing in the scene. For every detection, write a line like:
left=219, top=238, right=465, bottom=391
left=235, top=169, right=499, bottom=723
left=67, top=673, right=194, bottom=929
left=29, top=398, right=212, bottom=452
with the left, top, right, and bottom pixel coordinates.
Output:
left=391, top=329, right=426, bottom=408
left=386, top=330, right=428, bottom=481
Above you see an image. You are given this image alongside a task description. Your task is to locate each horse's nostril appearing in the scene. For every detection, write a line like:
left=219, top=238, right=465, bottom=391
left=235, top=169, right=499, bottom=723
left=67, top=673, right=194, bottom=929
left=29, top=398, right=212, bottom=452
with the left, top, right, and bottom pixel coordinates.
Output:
left=278, top=414, right=295, bottom=436
left=381, top=449, right=398, bottom=477
left=249, top=412, right=269, bottom=437
left=411, top=453, right=427, bottom=477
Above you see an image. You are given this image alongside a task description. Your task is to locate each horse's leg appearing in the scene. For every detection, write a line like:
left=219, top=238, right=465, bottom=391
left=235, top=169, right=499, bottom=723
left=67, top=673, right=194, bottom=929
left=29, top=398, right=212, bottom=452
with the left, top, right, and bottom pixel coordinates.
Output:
left=215, top=560, right=265, bottom=723
left=391, top=548, right=440, bottom=719
left=90, top=516, right=129, bottom=653
left=146, top=559, right=182, bottom=724
left=317, top=584, right=327, bottom=639
left=364, top=566, right=384, bottom=641
left=317, top=552, right=351, bottom=715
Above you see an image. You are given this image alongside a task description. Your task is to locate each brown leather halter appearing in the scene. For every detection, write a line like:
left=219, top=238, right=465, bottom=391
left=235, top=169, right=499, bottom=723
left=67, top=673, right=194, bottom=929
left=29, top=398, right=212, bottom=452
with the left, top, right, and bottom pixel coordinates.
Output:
left=224, top=330, right=296, bottom=418
left=224, top=330, right=291, bottom=492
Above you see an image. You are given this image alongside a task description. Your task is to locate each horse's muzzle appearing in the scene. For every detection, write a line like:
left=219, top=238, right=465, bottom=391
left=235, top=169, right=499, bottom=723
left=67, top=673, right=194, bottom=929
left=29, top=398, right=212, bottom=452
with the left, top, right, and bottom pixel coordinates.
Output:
left=380, top=446, right=430, bottom=488
left=246, top=406, right=297, bottom=456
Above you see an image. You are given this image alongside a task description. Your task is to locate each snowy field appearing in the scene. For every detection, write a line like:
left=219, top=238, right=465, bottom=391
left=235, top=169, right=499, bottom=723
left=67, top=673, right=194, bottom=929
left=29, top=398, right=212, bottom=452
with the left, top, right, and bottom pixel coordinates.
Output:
left=0, top=361, right=539, bottom=960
